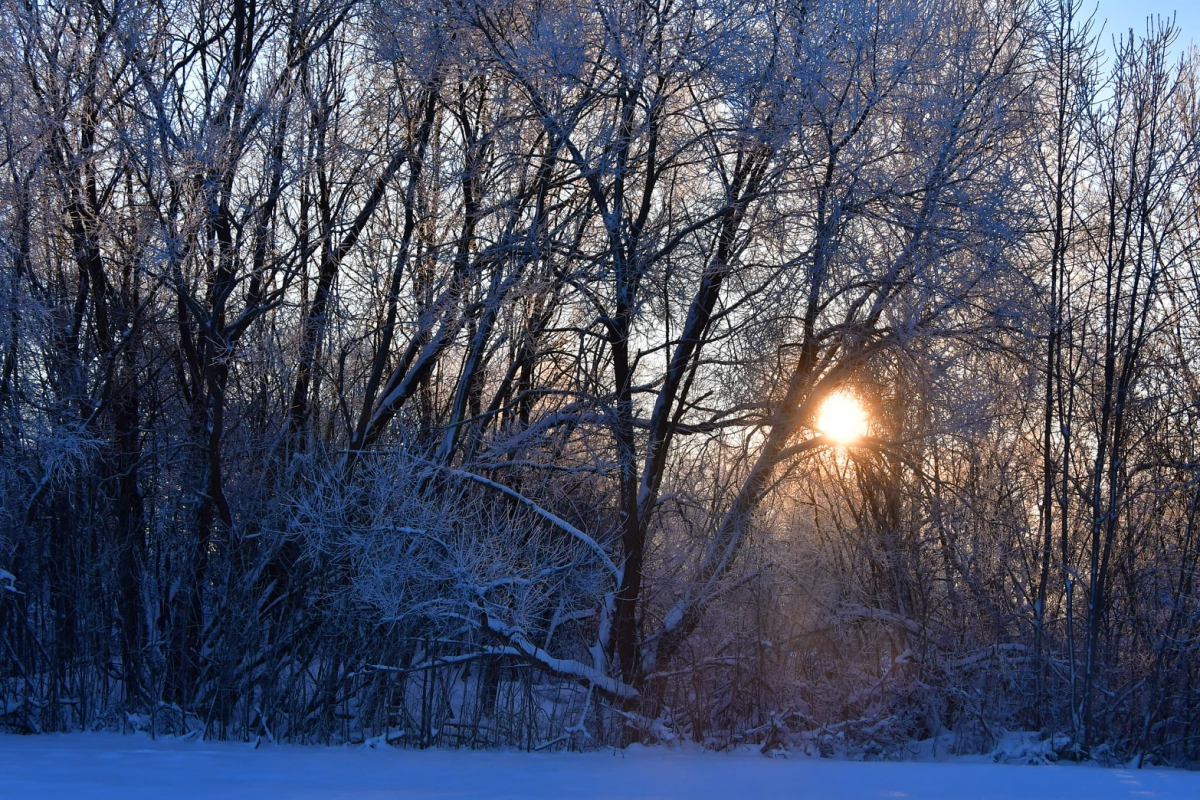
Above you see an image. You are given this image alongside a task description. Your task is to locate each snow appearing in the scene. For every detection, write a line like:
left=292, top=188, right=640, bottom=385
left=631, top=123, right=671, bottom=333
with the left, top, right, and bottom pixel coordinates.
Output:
left=1, top=733, right=1198, bottom=799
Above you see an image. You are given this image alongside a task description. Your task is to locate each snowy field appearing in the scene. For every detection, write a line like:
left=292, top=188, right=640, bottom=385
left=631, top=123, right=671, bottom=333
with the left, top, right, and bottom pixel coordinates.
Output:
left=2, top=734, right=1199, bottom=799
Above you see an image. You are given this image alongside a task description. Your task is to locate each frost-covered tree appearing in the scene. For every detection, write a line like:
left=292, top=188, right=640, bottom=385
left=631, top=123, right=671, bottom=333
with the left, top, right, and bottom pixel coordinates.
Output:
left=0, top=0, right=1197, bottom=763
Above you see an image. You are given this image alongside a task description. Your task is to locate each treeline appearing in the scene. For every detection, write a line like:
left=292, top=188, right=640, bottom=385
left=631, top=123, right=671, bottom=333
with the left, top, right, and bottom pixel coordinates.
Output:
left=0, top=0, right=1198, bottom=763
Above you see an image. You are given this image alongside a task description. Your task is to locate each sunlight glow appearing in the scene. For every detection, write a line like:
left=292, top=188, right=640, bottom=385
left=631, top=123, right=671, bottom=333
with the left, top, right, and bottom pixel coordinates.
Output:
left=816, top=390, right=868, bottom=445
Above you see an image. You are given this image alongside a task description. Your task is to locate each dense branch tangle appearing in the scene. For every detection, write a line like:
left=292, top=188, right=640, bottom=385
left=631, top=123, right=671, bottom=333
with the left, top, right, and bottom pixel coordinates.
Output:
left=0, top=0, right=1197, bottom=760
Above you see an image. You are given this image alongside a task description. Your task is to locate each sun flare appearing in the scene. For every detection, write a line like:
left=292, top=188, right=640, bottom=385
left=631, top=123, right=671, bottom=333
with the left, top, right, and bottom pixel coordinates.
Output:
left=816, top=390, right=868, bottom=445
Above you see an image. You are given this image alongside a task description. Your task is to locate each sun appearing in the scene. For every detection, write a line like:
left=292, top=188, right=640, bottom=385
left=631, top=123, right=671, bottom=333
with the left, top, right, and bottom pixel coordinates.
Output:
left=816, top=390, right=868, bottom=445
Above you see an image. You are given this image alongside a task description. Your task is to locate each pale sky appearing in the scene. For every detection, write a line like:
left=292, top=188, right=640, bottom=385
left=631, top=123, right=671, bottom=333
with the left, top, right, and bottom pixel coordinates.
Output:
left=1095, top=1, right=1197, bottom=58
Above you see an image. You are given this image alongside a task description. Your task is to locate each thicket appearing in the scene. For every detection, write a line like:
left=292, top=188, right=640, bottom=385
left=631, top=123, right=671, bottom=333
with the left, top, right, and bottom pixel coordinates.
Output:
left=1, top=0, right=1198, bottom=765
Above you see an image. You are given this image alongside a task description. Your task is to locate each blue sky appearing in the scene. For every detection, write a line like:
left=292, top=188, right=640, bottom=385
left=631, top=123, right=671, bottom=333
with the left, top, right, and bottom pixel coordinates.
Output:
left=1095, top=0, right=1197, bottom=56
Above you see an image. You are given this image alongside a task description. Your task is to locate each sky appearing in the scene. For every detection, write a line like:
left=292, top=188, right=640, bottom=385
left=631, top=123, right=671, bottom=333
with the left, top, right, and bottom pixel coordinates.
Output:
left=1095, top=1, right=1197, bottom=58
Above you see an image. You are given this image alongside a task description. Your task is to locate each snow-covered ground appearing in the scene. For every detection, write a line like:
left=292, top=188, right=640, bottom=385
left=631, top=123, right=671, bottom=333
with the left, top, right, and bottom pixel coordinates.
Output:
left=2, top=733, right=1198, bottom=799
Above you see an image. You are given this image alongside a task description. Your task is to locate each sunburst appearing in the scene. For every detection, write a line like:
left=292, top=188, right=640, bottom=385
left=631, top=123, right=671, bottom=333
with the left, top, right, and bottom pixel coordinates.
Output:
left=816, top=390, right=868, bottom=445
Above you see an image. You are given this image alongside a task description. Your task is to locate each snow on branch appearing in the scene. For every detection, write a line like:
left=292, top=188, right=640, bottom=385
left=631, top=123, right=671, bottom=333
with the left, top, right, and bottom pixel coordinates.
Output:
left=429, top=462, right=621, bottom=581
left=481, top=614, right=638, bottom=701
